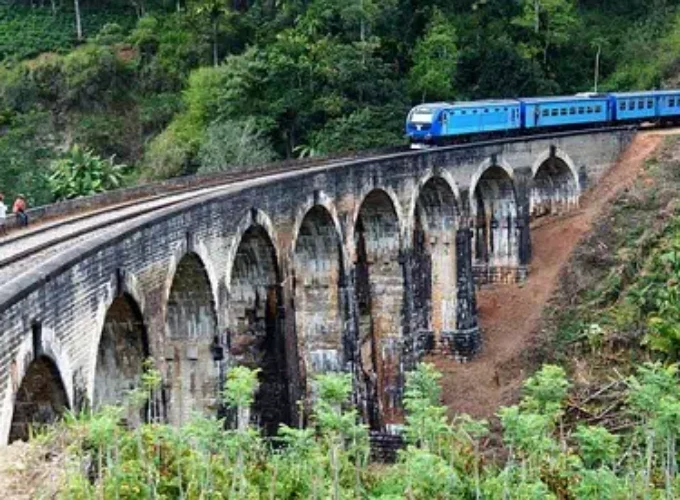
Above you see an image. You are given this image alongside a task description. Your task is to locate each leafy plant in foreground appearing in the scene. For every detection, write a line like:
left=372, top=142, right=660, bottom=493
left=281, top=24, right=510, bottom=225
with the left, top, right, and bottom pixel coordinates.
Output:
left=23, top=362, right=680, bottom=498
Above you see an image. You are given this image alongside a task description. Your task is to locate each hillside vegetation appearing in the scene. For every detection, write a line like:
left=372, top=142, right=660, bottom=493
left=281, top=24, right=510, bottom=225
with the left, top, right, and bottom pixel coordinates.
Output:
left=5, top=360, right=680, bottom=497
left=2, top=1, right=680, bottom=204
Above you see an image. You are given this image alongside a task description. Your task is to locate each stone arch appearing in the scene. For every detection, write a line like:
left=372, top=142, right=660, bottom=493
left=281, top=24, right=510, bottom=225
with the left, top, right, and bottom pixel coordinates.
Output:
left=293, top=205, right=346, bottom=380
left=531, top=148, right=580, bottom=188
left=226, top=209, right=280, bottom=288
left=227, top=223, right=289, bottom=435
left=412, top=176, right=459, bottom=349
left=350, top=185, right=405, bottom=257
left=291, top=192, right=348, bottom=273
left=165, top=252, right=219, bottom=425
left=165, top=242, right=221, bottom=318
left=531, top=151, right=579, bottom=218
left=471, top=164, right=519, bottom=282
left=9, top=355, right=69, bottom=443
left=469, top=157, right=515, bottom=207
left=93, top=293, right=150, bottom=422
left=354, top=189, right=404, bottom=430
left=407, top=171, right=462, bottom=233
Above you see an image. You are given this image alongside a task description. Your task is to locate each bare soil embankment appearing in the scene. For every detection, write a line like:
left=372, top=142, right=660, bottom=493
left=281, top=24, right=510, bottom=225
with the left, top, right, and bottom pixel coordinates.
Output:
left=431, top=131, right=668, bottom=419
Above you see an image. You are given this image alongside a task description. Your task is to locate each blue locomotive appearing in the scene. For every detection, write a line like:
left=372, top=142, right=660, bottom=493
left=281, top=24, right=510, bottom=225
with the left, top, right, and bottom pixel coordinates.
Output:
left=406, top=90, right=680, bottom=148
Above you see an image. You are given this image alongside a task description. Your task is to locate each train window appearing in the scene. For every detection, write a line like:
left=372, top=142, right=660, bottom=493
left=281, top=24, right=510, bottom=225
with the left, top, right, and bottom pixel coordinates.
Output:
left=648, top=99, right=654, bottom=108
left=587, top=107, right=593, bottom=113
left=560, top=108, right=567, bottom=116
left=542, top=109, right=549, bottom=117
left=595, top=105, right=602, bottom=113
left=473, top=110, right=478, bottom=114
left=578, top=107, right=585, bottom=114
left=569, top=107, right=576, bottom=115
left=619, top=102, right=626, bottom=111
left=638, top=100, right=644, bottom=109
left=671, top=98, right=676, bottom=107
left=630, top=101, right=636, bottom=110
left=495, top=108, right=500, bottom=112
left=461, top=110, right=467, bottom=115
left=484, top=108, right=489, bottom=113
left=551, top=109, right=558, bottom=116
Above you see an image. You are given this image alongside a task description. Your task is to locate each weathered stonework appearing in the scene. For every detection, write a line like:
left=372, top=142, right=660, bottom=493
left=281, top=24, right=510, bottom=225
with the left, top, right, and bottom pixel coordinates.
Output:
left=0, top=129, right=635, bottom=442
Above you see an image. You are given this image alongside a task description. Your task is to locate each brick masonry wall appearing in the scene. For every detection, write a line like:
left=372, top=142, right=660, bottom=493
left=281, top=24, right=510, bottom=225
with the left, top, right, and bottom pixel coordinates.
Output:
left=0, top=129, right=635, bottom=443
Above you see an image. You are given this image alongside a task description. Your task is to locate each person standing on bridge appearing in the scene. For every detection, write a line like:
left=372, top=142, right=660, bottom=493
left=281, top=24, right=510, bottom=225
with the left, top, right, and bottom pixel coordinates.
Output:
left=0, top=193, right=7, bottom=235
left=12, top=194, right=28, bottom=227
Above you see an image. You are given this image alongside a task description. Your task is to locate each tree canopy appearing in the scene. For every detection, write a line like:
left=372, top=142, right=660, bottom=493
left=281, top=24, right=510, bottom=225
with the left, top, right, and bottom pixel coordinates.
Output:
left=2, top=0, right=680, bottom=203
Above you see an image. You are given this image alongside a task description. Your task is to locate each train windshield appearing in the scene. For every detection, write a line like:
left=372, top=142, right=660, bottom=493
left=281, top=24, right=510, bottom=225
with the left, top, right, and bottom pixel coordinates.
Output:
left=409, top=107, right=435, bottom=123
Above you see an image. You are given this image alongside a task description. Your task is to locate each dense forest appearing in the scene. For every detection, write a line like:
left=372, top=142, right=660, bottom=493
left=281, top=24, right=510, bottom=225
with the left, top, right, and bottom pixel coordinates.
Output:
left=1, top=0, right=680, bottom=204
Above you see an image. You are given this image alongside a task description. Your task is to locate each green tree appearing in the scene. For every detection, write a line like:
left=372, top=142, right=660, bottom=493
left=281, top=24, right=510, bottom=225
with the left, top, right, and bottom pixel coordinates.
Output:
left=0, top=112, right=55, bottom=206
left=197, top=118, right=277, bottom=173
left=513, top=0, right=578, bottom=65
left=192, top=0, right=236, bottom=66
left=408, top=9, right=458, bottom=102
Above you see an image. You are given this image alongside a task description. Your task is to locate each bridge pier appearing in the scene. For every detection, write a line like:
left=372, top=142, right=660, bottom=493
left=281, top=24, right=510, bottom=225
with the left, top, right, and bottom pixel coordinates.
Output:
left=440, top=227, right=481, bottom=360
left=515, top=166, right=533, bottom=278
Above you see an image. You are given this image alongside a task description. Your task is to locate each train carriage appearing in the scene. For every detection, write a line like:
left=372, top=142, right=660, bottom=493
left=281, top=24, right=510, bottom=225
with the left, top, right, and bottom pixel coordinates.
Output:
left=437, top=100, right=521, bottom=137
left=609, top=92, right=657, bottom=122
left=519, top=95, right=610, bottom=130
left=655, top=91, right=680, bottom=120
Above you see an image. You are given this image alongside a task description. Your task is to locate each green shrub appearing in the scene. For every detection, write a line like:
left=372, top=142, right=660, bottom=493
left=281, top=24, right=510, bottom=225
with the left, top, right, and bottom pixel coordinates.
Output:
left=14, top=362, right=680, bottom=498
left=142, top=120, right=195, bottom=179
left=197, top=118, right=277, bottom=174
left=63, top=44, right=133, bottom=110
left=48, top=144, right=128, bottom=200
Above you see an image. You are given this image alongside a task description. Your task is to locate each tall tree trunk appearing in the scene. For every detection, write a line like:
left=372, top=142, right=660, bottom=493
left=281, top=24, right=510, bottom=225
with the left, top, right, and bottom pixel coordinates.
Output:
left=74, top=0, right=82, bottom=41
left=534, top=0, right=540, bottom=33
left=213, top=18, right=219, bottom=67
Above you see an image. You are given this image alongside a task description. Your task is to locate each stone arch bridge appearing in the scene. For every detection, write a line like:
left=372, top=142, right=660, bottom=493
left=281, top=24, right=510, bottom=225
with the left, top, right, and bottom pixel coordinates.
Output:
left=0, top=129, right=634, bottom=443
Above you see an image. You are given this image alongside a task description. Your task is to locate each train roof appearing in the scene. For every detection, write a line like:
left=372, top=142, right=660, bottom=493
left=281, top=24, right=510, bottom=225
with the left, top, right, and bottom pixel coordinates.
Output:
left=411, top=102, right=451, bottom=109
left=448, top=99, right=519, bottom=108
left=519, top=95, right=609, bottom=104
left=609, top=90, right=680, bottom=97
left=412, top=100, right=518, bottom=111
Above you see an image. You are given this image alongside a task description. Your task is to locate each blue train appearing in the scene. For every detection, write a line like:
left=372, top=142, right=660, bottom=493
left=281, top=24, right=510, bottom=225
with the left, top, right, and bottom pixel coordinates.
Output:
left=406, top=90, right=680, bottom=148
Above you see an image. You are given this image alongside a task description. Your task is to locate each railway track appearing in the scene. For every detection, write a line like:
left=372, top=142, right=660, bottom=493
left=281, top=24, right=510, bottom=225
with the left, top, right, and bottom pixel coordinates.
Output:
left=0, top=145, right=409, bottom=284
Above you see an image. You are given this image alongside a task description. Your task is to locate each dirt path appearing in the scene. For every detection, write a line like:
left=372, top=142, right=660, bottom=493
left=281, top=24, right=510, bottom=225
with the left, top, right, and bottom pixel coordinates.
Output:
left=430, top=131, right=666, bottom=419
